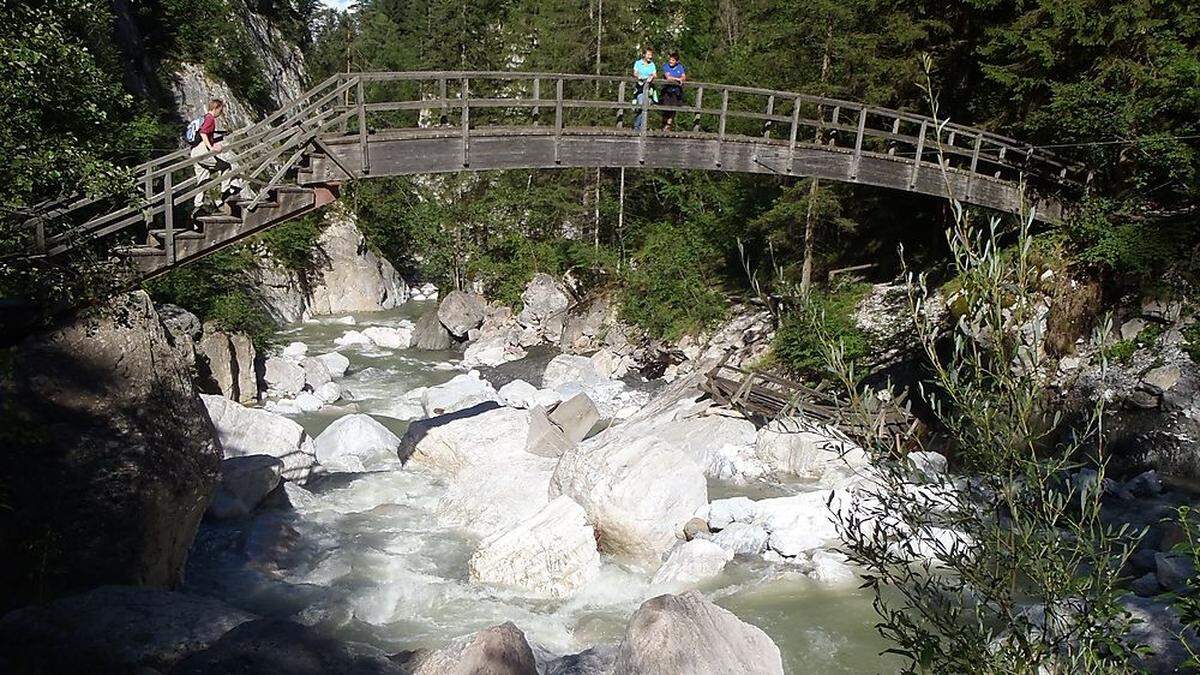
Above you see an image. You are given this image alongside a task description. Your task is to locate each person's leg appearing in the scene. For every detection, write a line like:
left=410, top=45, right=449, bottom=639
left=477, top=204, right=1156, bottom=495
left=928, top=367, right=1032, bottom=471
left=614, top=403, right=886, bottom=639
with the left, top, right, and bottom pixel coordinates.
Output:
left=190, top=144, right=211, bottom=209
left=633, top=89, right=645, bottom=130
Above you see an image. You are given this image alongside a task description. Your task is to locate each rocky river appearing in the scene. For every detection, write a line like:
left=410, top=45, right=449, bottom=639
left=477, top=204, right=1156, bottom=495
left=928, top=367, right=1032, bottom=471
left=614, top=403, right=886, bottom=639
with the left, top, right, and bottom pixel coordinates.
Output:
left=184, top=302, right=894, bottom=673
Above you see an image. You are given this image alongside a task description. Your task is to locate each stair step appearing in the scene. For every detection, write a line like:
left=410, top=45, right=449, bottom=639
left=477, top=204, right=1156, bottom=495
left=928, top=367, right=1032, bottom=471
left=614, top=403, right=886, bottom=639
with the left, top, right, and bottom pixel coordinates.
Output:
left=228, top=197, right=279, bottom=209
left=272, top=185, right=313, bottom=195
left=195, top=214, right=242, bottom=225
left=115, top=245, right=166, bottom=257
left=149, top=229, right=205, bottom=240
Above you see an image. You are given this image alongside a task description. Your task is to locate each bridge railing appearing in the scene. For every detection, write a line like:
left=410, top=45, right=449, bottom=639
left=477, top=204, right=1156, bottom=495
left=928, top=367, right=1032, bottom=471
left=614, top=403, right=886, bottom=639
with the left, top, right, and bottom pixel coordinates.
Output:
left=15, top=70, right=1086, bottom=263
left=333, top=71, right=1088, bottom=189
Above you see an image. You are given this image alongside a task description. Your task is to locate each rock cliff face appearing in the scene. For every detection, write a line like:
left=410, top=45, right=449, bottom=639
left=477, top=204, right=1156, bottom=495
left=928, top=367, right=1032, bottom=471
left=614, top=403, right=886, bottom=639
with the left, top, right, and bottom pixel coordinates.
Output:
left=250, top=211, right=409, bottom=321
left=0, top=292, right=222, bottom=610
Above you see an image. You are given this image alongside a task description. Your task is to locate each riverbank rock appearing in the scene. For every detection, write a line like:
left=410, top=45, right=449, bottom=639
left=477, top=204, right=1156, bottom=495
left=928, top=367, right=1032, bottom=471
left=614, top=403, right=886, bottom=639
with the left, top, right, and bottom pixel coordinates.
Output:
left=196, top=323, right=258, bottom=403
left=0, top=291, right=221, bottom=606
left=313, top=414, right=402, bottom=473
left=550, top=435, right=708, bottom=562
left=201, top=395, right=316, bottom=482
left=171, top=618, right=405, bottom=674
left=518, top=273, right=570, bottom=341
left=560, top=294, right=616, bottom=353
left=468, top=496, right=601, bottom=598
left=650, top=415, right=763, bottom=483
left=208, top=455, right=284, bottom=520
left=463, top=331, right=527, bottom=367
left=410, top=622, right=538, bottom=675
left=413, top=307, right=454, bottom=351
left=612, top=591, right=784, bottom=675
left=754, top=418, right=870, bottom=486
left=421, top=371, right=502, bottom=417
left=438, top=290, right=487, bottom=338
left=651, top=539, right=734, bottom=588
left=0, top=586, right=256, bottom=672
left=306, top=213, right=408, bottom=316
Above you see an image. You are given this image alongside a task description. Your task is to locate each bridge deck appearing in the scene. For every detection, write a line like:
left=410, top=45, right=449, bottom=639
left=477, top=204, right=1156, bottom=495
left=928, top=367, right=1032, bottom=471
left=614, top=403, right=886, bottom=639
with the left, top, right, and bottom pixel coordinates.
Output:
left=13, top=71, right=1085, bottom=283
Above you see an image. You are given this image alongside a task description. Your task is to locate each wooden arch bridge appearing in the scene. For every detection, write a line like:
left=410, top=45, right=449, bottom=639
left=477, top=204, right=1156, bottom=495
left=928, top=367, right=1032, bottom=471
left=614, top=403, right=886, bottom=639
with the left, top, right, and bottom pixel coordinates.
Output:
left=18, top=71, right=1086, bottom=281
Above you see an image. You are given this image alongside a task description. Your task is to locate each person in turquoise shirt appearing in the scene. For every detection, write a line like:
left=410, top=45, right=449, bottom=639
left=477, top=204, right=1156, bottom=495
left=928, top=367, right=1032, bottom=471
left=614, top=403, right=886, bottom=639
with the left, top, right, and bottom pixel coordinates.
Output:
left=632, top=47, right=657, bottom=131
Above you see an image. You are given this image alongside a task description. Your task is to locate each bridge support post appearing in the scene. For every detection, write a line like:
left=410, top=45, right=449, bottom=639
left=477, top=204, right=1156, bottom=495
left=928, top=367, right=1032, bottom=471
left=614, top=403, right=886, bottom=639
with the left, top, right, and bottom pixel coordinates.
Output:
left=462, top=77, right=471, bottom=167
left=909, top=120, right=927, bottom=189
left=849, top=107, right=867, bottom=180
left=554, top=78, right=564, bottom=164
left=966, top=133, right=982, bottom=201
left=357, top=78, right=370, bottom=174
left=638, top=81, right=649, bottom=165
left=616, top=82, right=625, bottom=128
left=163, top=171, right=176, bottom=265
left=716, top=89, right=729, bottom=167
left=787, top=97, right=800, bottom=174
left=692, top=87, right=704, bottom=133
left=532, top=78, right=540, bottom=125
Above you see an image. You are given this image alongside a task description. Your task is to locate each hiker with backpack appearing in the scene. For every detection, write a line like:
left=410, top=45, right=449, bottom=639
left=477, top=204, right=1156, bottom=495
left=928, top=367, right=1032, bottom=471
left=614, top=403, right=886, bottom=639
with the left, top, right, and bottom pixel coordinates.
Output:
left=186, top=99, right=247, bottom=215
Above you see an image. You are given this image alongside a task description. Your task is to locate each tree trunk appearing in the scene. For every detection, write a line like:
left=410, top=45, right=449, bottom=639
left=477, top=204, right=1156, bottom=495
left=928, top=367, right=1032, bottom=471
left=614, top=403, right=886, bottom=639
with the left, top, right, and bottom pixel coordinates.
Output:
left=800, top=18, right=835, bottom=297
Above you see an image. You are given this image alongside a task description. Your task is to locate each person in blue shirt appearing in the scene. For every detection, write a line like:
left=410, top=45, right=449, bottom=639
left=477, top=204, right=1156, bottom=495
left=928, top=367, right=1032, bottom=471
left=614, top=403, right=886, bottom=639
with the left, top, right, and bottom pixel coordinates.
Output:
left=632, top=47, right=657, bottom=131
left=660, top=52, right=687, bottom=131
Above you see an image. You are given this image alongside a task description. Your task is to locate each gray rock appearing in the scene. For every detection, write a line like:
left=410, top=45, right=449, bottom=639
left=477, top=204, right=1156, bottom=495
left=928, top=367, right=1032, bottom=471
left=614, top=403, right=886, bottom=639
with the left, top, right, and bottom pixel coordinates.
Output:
left=711, top=522, right=770, bottom=556
left=413, top=307, right=454, bottom=350
left=0, top=586, right=255, bottom=672
left=1155, top=552, right=1195, bottom=592
left=1120, top=318, right=1146, bottom=341
left=316, top=351, right=351, bottom=378
left=201, top=395, right=316, bottom=482
left=549, top=393, right=600, bottom=444
left=1126, top=470, right=1163, bottom=497
left=411, top=621, right=537, bottom=675
left=0, top=292, right=221, bottom=601
left=612, top=591, right=784, bottom=675
left=544, top=645, right=618, bottom=675
left=682, top=517, right=710, bottom=540
left=707, top=497, right=756, bottom=530
left=438, top=290, right=487, bottom=338
left=229, top=333, right=257, bottom=402
left=907, top=451, right=948, bottom=480
left=171, top=619, right=404, bottom=675
left=560, top=294, right=613, bottom=353
left=197, top=323, right=258, bottom=404
left=525, top=405, right=574, bottom=458
left=518, top=273, right=571, bottom=337
left=306, top=213, right=408, bottom=316
left=158, top=303, right=203, bottom=342
left=300, top=356, right=332, bottom=389
left=208, top=455, right=284, bottom=520
left=1132, top=572, right=1162, bottom=597
left=1141, top=299, right=1183, bottom=322
left=1122, top=595, right=1199, bottom=673
left=1142, top=364, right=1182, bottom=394
left=263, top=356, right=305, bottom=396
left=313, top=414, right=401, bottom=473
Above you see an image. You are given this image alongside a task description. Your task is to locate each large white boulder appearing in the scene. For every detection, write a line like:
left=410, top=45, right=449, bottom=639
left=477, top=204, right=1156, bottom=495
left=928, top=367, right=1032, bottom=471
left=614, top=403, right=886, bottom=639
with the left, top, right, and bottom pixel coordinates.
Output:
left=649, top=415, right=761, bottom=481
left=401, top=406, right=529, bottom=475
left=755, top=491, right=844, bottom=558
left=313, top=414, right=402, bottom=473
left=306, top=212, right=409, bottom=315
left=498, top=379, right=539, bottom=408
left=542, top=354, right=608, bottom=389
left=421, top=371, right=501, bottom=417
left=437, top=290, right=487, bottom=338
left=550, top=435, right=708, bottom=563
left=263, top=356, right=305, bottom=396
left=299, top=356, right=332, bottom=389
left=362, top=325, right=413, bottom=350
left=468, top=496, right=601, bottom=599
left=437, top=452, right=556, bottom=535
left=207, top=455, right=283, bottom=520
left=754, top=418, right=870, bottom=485
left=315, top=352, right=350, bottom=378
left=201, top=395, right=316, bottom=482
left=334, top=330, right=374, bottom=348
left=651, top=539, right=733, bottom=588
left=612, top=591, right=784, bottom=675
left=517, top=273, right=570, bottom=340
left=462, top=332, right=526, bottom=368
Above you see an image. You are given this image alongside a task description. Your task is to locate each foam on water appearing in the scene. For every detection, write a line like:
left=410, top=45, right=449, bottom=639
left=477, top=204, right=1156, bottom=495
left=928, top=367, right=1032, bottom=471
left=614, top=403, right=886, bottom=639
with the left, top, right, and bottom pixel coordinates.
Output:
left=186, top=302, right=896, bottom=672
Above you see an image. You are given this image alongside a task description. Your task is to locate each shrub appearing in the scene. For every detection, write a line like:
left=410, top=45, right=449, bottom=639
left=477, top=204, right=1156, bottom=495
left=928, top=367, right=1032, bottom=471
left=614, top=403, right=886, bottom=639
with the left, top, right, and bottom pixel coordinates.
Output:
left=772, top=282, right=871, bottom=378
left=257, top=215, right=323, bottom=274
left=618, top=221, right=727, bottom=340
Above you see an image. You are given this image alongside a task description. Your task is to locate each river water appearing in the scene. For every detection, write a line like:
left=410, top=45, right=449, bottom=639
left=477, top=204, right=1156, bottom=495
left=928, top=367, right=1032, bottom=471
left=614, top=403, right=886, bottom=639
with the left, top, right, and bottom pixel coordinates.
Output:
left=186, top=302, right=894, bottom=673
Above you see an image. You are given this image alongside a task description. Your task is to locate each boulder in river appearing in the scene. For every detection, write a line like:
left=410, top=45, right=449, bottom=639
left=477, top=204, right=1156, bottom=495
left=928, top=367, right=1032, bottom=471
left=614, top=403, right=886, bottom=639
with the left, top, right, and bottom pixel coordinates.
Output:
left=420, top=371, right=502, bottom=417
left=438, top=290, right=487, bottom=338
left=207, top=455, right=284, bottom=520
left=171, top=618, right=405, bottom=674
left=300, top=355, right=332, bottom=389
left=201, top=394, right=316, bottom=482
left=437, top=451, right=557, bottom=535
left=0, top=585, right=256, bottom=672
left=363, top=324, right=413, bottom=350
left=316, top=351, right=351, bottom=378
left=413, top=307, right=454, bottom=350
left=313, top=413, right=402, bottom=473
left=651, top=539, right=733, bottom=588
left=612, top=590, right=784, bottom=675
left=550, top=435, right=708, bottom=562
left=754, top=417, right=870, bottom=486
left=305, top=212, right=409, bottom=316
left=468, top=496, right=601, bottom=599
left=410, top=621, right=538, bottom=675
left=0, top=291, right=221, bottom=604
left=263, top=355, right=306, bottom=396
left=400, top=404, right=527, bottom=475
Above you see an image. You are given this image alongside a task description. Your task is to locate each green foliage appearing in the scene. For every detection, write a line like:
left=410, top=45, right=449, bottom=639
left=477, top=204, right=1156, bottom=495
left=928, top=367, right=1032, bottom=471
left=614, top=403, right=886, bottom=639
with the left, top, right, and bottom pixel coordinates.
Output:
left=256, top=214, right=324, bottom=273
left=1107, top=338, right=1137, bottom=365
left=1063, top=198, right=1179, bottom=276
left=618, top=221, right=727, bottom=340
left=144, top=248, right=276, bottom=348
left=1184, top=322, right=1200, bottom=365
left=772, top=282, right=871, bottom=378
